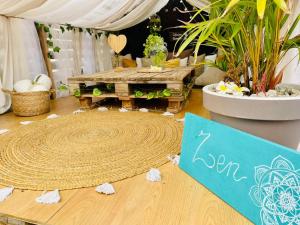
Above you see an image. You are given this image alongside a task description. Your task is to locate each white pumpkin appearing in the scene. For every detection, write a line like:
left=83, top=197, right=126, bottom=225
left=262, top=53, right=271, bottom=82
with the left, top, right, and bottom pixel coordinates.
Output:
left=33, top=74, right=52, bottom=90
left=30, top=84, right=49, bottom=92
left=14, top=80, right=33, bottom=93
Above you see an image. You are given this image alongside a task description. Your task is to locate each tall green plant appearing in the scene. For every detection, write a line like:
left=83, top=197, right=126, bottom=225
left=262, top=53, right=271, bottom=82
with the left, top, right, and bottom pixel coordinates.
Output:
left=177, top=0, right=300, bottom=93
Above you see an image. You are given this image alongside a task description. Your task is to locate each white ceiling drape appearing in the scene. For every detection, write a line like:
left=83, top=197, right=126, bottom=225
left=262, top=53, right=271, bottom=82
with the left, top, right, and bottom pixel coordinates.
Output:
left=0, top=0, right=45, bottom=16
left=186, top=0, right=209, bottom=12
left=0, top=0, right=168, bottom=31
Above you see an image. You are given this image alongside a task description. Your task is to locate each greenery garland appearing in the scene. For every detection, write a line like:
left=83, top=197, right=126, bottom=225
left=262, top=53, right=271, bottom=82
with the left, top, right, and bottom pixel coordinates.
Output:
left=35, top=22, right=106, bottom=59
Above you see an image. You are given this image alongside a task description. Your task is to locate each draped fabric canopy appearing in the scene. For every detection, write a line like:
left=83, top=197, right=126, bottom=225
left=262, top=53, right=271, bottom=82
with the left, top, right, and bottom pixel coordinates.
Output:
left=0, top=0, right=168, bottom=31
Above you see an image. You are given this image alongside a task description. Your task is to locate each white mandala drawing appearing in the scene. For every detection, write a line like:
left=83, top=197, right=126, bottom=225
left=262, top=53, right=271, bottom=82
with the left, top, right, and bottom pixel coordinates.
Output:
left=249, top=155, right=300, bottom=225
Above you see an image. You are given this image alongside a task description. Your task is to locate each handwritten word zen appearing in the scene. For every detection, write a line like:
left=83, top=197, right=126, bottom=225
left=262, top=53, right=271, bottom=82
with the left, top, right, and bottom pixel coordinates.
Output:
left=193, top=130, right=247, bottom=182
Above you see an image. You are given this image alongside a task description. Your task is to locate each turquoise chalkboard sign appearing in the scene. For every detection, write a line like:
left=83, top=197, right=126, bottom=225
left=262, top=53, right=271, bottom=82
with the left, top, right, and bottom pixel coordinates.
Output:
left=179, top=113, right=300, bottom=225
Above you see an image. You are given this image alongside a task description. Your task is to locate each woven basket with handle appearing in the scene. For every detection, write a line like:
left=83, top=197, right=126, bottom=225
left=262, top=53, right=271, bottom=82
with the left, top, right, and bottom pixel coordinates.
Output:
left=3, top=89, right=51, bottom=117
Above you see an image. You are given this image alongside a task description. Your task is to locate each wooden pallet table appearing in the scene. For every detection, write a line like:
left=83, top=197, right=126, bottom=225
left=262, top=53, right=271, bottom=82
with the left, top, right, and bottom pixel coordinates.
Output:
left=68, top=67, right=196, bottom=113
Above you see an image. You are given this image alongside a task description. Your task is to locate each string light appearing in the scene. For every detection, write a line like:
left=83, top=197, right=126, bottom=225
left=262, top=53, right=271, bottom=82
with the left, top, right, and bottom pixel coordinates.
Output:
left=172, top=0, right=190, bottom=13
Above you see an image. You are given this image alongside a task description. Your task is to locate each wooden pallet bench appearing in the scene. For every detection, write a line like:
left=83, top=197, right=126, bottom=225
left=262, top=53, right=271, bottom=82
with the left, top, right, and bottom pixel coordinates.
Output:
left=68, top=66, right=197, bottom=113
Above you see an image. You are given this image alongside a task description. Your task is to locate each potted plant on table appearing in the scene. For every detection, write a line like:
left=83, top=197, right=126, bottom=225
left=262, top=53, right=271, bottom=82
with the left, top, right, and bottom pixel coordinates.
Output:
left=143, top=15, right=168, bottom=70
left=177, top=0, right=300, bottom=149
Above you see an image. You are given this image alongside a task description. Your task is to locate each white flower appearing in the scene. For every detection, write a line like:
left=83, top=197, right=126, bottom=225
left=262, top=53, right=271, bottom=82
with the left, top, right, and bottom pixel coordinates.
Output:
left=216, top=81, right=250, bottom=96
left=215, top=81, right=233, bottom=94
left=232, top=86, right=250, bottom=96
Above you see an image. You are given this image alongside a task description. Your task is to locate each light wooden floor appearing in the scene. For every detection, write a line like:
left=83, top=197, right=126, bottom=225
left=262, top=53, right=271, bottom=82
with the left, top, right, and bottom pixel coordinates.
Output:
left=0, top=89, right=252, bottom=225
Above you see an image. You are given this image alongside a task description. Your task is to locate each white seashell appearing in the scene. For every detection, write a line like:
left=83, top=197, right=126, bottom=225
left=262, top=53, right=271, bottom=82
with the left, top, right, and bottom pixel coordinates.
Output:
left=14, top=80, right=33, bottom=93
left=176, top=118, right=185, bottom=123
left=139, top=108, right=149, bottom=112
left=36, top=189, right=60, bottom=204
left=0, top=186, right=14, bottom=202
left=0, top=129, right=9, bottom=135
left=119, top=108, right=128, bottom=112
left=20, top=121, right=33, bottom=125
left=47, top=114, right=59, bottom=119
left=167, top=155, right=180, bottom=165
left=73, top=109, right=85, bottom=114
left=98, top=107, right=108, bottom=112
left=95, top=183, right=115, bottom=195
left=146, top=168, right=161, bottom=182
left=162, top=112, right=174, bottom=116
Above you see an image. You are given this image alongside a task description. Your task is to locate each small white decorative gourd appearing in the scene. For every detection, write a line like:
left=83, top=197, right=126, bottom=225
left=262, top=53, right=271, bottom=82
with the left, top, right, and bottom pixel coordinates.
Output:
left=33, top=74, right=52, bottom=90
left=14, top=80, right=33, bottom=93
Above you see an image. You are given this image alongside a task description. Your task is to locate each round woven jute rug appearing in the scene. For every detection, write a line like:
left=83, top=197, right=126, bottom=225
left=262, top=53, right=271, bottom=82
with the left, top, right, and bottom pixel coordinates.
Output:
left=0, top=111, right=183, bottom=190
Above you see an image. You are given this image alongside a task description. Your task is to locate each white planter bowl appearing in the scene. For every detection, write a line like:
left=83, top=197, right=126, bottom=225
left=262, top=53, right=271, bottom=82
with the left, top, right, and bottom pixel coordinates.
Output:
left=203, top=84, right=300, bottom=150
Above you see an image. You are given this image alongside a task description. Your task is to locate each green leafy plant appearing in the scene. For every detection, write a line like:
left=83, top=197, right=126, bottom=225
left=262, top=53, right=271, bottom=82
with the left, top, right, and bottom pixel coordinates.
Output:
left=105, top=83, right=114, bottom=92
left=134, top=90, right=144, bottom=97
left=176, top=0, right=300, bottom=93
left=74, top=89, right=81, bottom=98
left=147, top=92, right=156, bottom=100
left=148, top=14, right=162, bottom=35
left=162, top=88, right=172, bottom=97
left=145, top=89, right=172, bottom=100
left=35, top=22, right=61, bottom=59
left=57, top=82, right=69, bottom=91
left=92, top=88, right=102, bottom=97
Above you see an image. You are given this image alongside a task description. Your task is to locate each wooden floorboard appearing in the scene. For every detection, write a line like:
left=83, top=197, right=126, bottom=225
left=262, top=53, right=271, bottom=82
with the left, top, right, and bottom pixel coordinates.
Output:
left=0, top=90, right=252, bottom=225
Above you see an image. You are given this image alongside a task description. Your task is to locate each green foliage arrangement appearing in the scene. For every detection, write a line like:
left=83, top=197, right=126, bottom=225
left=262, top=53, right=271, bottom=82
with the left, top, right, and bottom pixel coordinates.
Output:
left=177, top=0, right=300, bottom=93
left=143, top=34, right=168, bottom=67
left=143, top=35, right=166, bottom=58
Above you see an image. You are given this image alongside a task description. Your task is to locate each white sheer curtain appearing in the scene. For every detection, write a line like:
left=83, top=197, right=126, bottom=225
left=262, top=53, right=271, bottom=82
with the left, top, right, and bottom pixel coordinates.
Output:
left=50, top=25, right=75, bottom=86
left=0, top=16, right=12, bottom=114
left=72, top=29, right=82, bottom=75
left=82, top=32, right=96, bottom=74
left=94, top=34, right=113, bottom=72
left=50, top=27, right=112, bottom=97
left=0, top=16, right=47, bottom=114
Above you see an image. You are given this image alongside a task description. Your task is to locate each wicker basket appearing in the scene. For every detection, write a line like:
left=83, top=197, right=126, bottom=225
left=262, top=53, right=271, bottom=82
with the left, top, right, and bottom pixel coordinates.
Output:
left=8, top=91, right=51, bottom=117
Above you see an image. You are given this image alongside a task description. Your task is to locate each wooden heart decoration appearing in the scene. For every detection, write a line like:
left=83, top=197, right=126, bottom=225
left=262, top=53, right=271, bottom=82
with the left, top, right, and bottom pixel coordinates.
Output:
left=107, top=34, right=127, bottom=54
